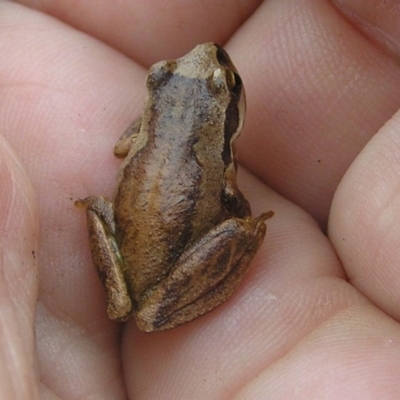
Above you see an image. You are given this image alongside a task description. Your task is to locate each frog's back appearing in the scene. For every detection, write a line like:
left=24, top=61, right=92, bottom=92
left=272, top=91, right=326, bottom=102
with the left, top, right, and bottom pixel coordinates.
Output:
left=113, top=91, right=228, bottom=298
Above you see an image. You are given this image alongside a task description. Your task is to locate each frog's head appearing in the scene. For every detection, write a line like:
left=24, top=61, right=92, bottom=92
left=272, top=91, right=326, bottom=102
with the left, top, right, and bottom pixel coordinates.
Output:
left=145, top=43, right=246, bottom=156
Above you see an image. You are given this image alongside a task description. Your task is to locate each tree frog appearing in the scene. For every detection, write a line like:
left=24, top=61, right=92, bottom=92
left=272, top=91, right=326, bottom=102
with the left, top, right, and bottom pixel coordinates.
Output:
left=76, top=43, right=273, bottom=332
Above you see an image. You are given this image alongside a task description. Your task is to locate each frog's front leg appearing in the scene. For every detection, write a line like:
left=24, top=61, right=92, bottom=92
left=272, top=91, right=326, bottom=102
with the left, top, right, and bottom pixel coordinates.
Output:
left=113, top=117, right=142, bottom=158
left=222, top=163, right=252, bottom=218
left=135, top=211, right=274, bottom=332
left=76, top=196, right=133, bottom=321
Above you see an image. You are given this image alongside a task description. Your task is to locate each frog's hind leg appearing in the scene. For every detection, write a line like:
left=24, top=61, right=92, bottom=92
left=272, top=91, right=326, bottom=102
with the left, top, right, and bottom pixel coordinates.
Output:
left=135, top=211, right=273, bottom=332
left=76, top=196, right=133, bottom=321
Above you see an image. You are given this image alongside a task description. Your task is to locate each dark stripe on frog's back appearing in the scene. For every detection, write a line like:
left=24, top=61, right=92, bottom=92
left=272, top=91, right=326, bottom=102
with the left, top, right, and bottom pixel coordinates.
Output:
left=113, top=74, right=228, bottom=299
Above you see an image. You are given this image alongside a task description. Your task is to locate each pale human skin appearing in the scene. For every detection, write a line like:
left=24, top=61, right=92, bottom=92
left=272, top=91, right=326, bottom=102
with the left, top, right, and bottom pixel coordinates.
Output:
left=1, top=0, right=400, bottom=399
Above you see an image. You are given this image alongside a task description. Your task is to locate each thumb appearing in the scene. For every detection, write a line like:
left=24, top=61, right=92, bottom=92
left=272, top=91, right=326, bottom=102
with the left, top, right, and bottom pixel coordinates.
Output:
left=0, top=135, right=39, bottom=399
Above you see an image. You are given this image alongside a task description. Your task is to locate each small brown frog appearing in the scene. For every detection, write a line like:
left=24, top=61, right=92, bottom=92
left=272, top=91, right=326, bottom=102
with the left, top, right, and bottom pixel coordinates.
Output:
left=76, top=43, right=273, bottom=332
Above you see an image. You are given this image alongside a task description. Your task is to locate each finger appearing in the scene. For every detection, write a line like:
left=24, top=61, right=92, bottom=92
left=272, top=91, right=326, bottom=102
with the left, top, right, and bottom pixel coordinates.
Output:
left=1, top=3, right=137, bottom=396
left=121, top=170, right=376, bottom=398
left=237, top=306, right=400, bottom=398
left=0, top=1, right=143, bottom=317
left=0, top=135, right=39, bottom=398
left=333, top=0, right=400, bottom=58
left=13, top=0, right=262, bottom=65
left=232, top=0, right=400, bottom=225
left=330, top=109, right=400, bottom=322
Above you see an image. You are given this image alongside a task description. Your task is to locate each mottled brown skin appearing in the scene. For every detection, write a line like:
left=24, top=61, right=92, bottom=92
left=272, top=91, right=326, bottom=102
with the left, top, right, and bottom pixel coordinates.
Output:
left=76, top=43, right=273, bottom=332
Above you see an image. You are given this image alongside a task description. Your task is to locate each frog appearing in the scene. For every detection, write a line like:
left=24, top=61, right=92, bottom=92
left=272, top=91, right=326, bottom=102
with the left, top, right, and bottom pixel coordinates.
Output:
left=76, top=42, right=273, bottom=332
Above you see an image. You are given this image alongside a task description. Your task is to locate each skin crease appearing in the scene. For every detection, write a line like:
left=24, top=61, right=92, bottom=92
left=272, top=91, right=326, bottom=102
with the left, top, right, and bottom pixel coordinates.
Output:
left=2, top=0, right=400, bottom=398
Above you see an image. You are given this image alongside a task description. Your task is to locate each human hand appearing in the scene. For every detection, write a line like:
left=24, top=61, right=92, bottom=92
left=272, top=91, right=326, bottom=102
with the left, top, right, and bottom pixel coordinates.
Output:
left=1, top=1, right=400, bottom=399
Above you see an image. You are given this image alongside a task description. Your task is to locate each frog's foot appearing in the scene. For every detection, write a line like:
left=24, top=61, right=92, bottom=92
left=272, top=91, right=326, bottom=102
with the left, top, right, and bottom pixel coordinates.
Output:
left=77, top=196, right=133, bottom=321
left=135, top=211, right=273, bottom=332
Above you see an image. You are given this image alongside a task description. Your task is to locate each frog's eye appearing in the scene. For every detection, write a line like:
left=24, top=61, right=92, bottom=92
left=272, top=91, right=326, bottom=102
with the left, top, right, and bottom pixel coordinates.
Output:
left=210, top=68, right=242, bottom=98
left=226, top=70, right=242, bottom=98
